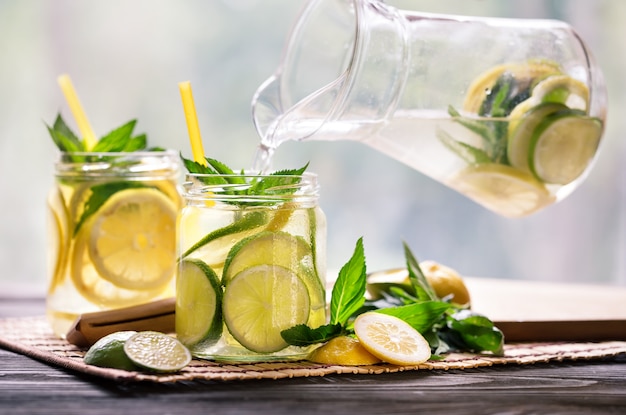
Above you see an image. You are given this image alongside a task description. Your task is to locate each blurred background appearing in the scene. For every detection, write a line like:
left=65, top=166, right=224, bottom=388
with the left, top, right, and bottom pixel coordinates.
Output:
left=0, top=0, right=624, bottom=295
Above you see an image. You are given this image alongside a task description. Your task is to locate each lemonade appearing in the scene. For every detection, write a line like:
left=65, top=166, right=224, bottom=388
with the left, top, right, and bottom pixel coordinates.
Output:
left=46, top=150, right=182, bottom=337
left=175, top=169, right=327, bottom=361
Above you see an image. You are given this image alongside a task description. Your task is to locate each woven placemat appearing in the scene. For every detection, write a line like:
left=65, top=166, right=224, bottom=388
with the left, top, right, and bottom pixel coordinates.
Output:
left=1, top=316, right=625, bottom=383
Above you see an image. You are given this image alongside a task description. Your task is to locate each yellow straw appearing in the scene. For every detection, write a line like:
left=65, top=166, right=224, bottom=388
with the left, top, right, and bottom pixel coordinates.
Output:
left=178, top=81, right=206, bottom=165
left=57, top=74, right=98, bottom=151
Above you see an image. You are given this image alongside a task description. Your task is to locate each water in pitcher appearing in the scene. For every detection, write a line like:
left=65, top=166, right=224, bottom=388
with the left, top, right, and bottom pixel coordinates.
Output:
left=251, top=0, right=607, bottom=218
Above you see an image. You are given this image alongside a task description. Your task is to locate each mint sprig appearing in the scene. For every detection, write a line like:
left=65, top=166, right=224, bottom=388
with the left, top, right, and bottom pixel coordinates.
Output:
left=282, top=239, right=504, bottom=357
left=181, top=154, right=309, bottom=206
left=281, top=237, right=367, bottom=346
left=45, top=112, right=161, bottom=156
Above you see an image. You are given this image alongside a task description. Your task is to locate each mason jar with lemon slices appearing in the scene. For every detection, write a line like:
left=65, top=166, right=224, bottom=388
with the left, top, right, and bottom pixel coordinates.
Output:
left=46, top=151, right=182, bottom=337
left=176, top=170, right=327, bottom=362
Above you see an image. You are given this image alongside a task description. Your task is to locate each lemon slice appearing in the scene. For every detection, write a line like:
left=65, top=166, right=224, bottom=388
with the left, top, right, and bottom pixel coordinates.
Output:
left=223, top=231, right=325, bottom=309
left=527, top=74, right=590, bottom=111
left=87, top=188, right=177, bottom=290
left=46, top=188, right=69, bottom=294
left=176, top=258, right=223, bottom=347
left=223, top=264, right=310, bottom=353
left=464, top=60, right=562, bottom=114
left=450, top=163, right=554, bottom=218
left=123, top=331, right=191, bottom=373
left=354, top=312, right=431, bottom=366
left=308, top=336, right=382, bottom=366
left=507, top=103, right=569, bottom=173
left=71, top=227, right=169, bottom=308
left=529, top=111, right=603, bottom=185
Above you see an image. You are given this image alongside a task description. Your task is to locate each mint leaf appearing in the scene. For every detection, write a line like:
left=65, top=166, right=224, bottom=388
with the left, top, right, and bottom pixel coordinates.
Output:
left=330, top=237, right=367, bottom=325
left=92, top=120, right=137, bottom=152
left=403, top=242, right=438, bottom=302
left=375, top=301, right=451, bottom=333
left=446, top=310, right=504, bottom=355
left=248, top=163, right=308, bottom=196
left=123, top=134, right=147, bottom=152
left=281, top=323, right=343, bottom=346
left=438, top=129, right=491, bottom=165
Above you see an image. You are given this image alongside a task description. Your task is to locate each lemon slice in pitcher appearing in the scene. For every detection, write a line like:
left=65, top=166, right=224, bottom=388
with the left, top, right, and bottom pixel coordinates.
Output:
left=451, top=164, right=554, bottom=218
left=87, top=188, right=177, bottom=291
left=223, top=264, right=310, bottom=353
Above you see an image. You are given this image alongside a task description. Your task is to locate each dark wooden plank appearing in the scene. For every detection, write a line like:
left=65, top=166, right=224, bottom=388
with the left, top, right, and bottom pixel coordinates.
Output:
left=2, top=345, right=626, bottom=415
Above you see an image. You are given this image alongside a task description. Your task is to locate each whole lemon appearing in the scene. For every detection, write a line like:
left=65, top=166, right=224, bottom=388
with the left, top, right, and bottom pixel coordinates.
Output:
left=421, top=260, right=471, bottom=306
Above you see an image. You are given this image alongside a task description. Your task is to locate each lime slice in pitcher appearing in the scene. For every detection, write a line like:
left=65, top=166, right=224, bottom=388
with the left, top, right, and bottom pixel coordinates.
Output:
left=223, top=264, right=310, bottom=353
left=529, top=111, right=603, bottom=185
left=176, top=259, right=223, bottom=347
left=507, top=103, right=568, bottom=173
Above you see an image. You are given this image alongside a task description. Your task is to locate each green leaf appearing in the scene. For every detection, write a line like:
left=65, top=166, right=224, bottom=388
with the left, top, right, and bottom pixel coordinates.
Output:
left=447, top=310, right=504, bottom=355
left=330, top=237, right=367, bottom=325
left=403, top=242, right=438, bottom=302
left=248, top=164, right=308, bottom=196
left=52, top=113, right=83, bottom=148
left=92, top=120, right=137, bottom=152
left=376, top=301, right=451, bottom=334
left=438, top=128, right=492, bottom=165
left=281, top=323, right=343, bottom=346
left=47, top=125, right=84, bottom=154
left=123, top=134, right=147, bottom=152
left=73, top=181, right=152, bottom=235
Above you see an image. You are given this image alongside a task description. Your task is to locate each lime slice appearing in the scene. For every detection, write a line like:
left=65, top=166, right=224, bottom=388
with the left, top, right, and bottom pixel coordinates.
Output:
left=529, top=111, right=603, bottom=185
left=223, top=264, right=310, bottom=353
left=123, top=331, right=191, bottom=373
left=507, top=103, right=569, bottom=173
left=464, top=60, right=562, bottom=114
left=83, top=331, right=138, bottom=371
left=176, top=258, right=223, bottom=347
left=87, top=188, right=177, bottom=291
left=222, top=231, right=324, bottom=308
left=451, top=163, right=554, bottom=218
left=354, top=312, right=431, bottom=366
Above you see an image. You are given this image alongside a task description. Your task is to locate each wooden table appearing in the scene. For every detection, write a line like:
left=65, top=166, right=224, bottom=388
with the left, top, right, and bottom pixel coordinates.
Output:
left=2, top=296, right=626, bottom=415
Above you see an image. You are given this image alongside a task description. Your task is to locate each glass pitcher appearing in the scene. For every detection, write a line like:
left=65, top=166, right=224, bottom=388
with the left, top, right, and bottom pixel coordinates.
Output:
left=252, top=0, right=607, bottom=218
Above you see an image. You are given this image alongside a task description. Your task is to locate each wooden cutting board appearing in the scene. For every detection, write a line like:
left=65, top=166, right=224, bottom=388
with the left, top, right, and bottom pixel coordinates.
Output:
left=465, top=277, right=626, bottom=342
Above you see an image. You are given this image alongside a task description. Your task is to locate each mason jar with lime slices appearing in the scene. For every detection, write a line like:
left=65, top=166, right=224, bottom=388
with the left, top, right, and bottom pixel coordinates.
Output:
left=46, top=151, right=182, bottom=337
left=176, top=169, right=327, bottom=361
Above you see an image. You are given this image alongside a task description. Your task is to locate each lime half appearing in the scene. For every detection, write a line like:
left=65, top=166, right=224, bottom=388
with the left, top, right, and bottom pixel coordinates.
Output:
left=176, top=258, right=223, bottom=347
left=529, top=111, right=603, bottom=185
left=83, top=331, right=138, bottom=371
left=223, top=264, right=310, bottom=353
left=123, top=331, right=191, bottom=373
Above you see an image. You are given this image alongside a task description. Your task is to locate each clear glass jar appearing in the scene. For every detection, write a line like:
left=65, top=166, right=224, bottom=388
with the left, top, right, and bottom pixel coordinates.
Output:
left=46, top=151, right=182, bottom=337
left=176, top=171, right=327, bottom=362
